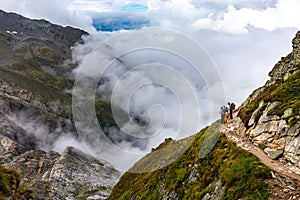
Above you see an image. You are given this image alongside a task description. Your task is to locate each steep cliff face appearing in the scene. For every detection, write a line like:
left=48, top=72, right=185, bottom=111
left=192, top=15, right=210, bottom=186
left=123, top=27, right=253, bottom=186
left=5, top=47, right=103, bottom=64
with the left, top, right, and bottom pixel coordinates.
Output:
left=239, top=31, right=300, bottom=170
left=0, top=134, right=120, bottom=199
left=0, top=79, right=121, bottom=199
left=0, top=10, right=121, bottom=199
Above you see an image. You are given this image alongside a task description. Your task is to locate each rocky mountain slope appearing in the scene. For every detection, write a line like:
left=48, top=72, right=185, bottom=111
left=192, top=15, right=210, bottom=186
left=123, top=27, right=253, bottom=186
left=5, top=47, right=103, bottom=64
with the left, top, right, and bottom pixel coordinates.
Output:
left=238, top=31, right=300, bottom=169
left=109, top=32, right=300, bottom=200
left=0, top=10, right=121, bottom=199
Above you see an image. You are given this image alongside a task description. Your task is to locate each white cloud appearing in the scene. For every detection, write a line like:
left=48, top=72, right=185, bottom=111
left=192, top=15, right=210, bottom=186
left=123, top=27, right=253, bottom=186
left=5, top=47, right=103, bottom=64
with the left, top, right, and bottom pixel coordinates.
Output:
left=193, top=0, right=300, bottom=34
left=1, top=0, right=299, bottom=34
left=0, top=0, right=298, bottom=170
left=0, top=0, right=95, bottom=32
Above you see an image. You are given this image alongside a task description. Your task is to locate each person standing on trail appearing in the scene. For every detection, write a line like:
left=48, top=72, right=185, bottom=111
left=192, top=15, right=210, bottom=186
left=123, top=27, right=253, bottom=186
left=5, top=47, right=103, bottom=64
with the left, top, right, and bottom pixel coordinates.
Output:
left=228, top=102, right=233, bottom=119
left=220, top=106, right=226, bottom=124
left=231, top=102, right=236, bottom=112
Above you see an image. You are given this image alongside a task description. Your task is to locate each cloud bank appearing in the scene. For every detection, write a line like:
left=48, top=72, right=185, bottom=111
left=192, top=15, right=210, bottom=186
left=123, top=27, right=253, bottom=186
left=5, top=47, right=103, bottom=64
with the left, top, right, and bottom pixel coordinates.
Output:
left=0, top=0, right=299, bottom=171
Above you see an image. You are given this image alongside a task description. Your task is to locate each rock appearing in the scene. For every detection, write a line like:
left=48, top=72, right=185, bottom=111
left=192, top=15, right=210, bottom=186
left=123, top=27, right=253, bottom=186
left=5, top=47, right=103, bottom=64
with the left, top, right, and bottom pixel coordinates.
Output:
left=248, top=100, right=269, bottom=126
left=278, top=120, right=288, bottom=136
left=0, top=142, right=120, bottom=199
left=285, top=137, right=300, bottom=156
left=255, top=132, right=275, bottom=143
left=267, top=50, right=299, bottom=86
left=4, top=150, right=60, bottom=183
left=248, top=107, right=260, bottom=126
left=48, top=146, right=120, bottom=200
left=250, top=121, right=278, bottom=138
left=258, top=102, right=281, bottom=123
left=264, top=147, right=283, bottom=160
left=162, top=190, right=179, bottom=200
left=283, top=188, right=289, bottom=193
left=282, top=108, right=293, bottom=119
left=271, top=171, right=277, bottom=178
left=259, top=115, right=280, bottom=124
left=202, top=193, right=211, bottom=200
left=188, top=167, right=198, bottom=183
left=0, top=134, right=27, bottom=164
left=287, top=122, right=300, bottom=137
left=200, top=180, right=224, bottom=200
left=290, top=156, right=300, bottom=165
left=209, top=180, right=225, bottom=200
left=270, top=138, right=286, bottom=150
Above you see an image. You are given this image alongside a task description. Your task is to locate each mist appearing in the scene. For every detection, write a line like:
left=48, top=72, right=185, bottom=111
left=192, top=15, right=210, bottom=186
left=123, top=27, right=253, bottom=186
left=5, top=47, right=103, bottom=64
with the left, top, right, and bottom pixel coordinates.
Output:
left=67, top=28, right=228, bottom=171
left=0, top=0, right=298, bottom=171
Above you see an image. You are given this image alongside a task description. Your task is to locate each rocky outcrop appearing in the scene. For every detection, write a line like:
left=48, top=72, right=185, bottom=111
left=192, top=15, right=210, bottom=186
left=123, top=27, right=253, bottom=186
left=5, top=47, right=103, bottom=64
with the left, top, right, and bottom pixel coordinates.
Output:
left=0, top=10, right=122, bottom=199
left=48, top=147, right=120, bottom=200
left=267, top=31, right=300, bottom=86
left=0, top=133, right=120, bottom=199
left=0, top=77, right=121, bottom=199
left=238, top=31, right=300, bottom=172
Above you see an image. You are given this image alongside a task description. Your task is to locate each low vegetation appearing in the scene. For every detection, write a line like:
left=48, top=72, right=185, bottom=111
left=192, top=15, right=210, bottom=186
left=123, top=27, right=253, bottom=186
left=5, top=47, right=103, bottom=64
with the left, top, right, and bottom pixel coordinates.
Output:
left=0, top=166, right=34, bottom=199
left=109, top=124, right=271, bottom=200
left=239, top=70, right=300, bottom=127
left=269, top=71, right=300, bottom=119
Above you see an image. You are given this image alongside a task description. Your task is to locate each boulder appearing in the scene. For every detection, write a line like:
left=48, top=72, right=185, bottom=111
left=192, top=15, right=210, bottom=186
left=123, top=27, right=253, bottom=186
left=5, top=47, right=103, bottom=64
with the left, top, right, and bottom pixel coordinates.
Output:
left=285, top=137, right=300, bottom=156
left=264, top=147, right=283, bottom=160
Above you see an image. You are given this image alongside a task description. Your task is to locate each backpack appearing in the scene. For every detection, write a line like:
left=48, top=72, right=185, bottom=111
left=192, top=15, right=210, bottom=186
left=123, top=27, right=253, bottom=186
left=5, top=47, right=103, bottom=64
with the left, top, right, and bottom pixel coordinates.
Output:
left=225, top=106, right=228, bottom=112
left=231, top=103, right=236, bottom=110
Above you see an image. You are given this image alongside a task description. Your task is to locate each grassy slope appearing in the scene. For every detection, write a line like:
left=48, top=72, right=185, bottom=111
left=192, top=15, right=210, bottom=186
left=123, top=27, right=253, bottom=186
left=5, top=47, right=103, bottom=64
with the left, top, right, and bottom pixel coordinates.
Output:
left=239, top=69, right=300, bottom=127
left=109, top=123, right=271, bottom=200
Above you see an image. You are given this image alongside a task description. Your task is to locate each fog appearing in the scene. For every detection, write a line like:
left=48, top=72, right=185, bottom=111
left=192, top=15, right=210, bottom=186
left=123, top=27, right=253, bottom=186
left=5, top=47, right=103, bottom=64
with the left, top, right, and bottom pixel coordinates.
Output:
left=0, top=0, right=299, bottom=171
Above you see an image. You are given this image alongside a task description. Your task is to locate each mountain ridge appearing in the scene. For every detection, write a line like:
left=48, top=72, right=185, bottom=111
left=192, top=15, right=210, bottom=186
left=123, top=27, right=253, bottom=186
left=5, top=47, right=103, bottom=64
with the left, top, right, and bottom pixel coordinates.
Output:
left=0, top=9, right=121, bottom=199
left=109, top=31, right=300, bottom=199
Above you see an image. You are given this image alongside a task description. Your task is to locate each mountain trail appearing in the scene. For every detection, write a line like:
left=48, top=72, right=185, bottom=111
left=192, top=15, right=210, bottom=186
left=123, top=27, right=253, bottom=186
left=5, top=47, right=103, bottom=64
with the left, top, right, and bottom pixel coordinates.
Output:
left=221, top=111, right=300, bottom=182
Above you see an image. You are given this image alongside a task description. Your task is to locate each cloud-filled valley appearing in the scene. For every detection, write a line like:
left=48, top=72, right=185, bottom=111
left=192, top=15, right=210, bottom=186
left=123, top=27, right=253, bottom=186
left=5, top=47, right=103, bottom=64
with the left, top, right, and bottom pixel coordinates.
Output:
left=0, top=0, right=299, bottom=171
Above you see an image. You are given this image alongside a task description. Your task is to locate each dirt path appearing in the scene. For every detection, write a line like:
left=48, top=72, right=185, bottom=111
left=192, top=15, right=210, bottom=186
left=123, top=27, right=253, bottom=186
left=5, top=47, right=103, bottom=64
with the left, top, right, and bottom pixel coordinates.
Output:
left=221, top=112, right=300, bottom=182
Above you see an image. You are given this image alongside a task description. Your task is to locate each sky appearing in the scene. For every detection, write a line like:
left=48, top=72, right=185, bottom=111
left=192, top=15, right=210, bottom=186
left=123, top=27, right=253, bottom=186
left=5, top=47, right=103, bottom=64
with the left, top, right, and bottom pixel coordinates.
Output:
left=0, top=0, right=299, bottom=103
left=1, top=0, right=300, bottom=171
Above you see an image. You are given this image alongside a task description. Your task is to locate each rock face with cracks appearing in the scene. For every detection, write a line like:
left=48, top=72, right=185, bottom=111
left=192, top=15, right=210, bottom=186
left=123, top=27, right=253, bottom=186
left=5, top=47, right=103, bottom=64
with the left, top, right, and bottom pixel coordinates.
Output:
left=0, top=9, right=121, bottom=199
left=239, top=31, right=300, bottom=170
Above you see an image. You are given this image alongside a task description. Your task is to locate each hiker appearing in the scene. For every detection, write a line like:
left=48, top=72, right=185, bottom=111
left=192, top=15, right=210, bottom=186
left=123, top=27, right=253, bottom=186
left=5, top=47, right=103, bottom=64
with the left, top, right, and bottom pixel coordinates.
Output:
left=224, top=109, right=229, bottom=123
left=231, top=102, right=236, bottom=111
left=228, top=102, right=233, bottom=119
left=220, top=106, right=226, bottom=124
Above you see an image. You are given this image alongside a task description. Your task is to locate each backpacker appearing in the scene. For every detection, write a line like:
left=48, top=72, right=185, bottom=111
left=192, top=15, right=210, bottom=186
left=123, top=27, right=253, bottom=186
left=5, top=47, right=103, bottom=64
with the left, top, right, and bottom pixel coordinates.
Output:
left=231, top=103, right=236, bottom=110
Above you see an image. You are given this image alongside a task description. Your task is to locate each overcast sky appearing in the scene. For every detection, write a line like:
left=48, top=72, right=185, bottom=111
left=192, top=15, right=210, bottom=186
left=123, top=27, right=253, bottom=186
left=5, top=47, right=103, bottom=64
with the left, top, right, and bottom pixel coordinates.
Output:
left=1, top=0, right=298, bottom=104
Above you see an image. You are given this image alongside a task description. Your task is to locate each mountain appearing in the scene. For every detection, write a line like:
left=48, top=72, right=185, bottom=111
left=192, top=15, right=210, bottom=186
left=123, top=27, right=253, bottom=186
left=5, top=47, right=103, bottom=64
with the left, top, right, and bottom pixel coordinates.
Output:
left=1, top=8, right=300, bottom=200
left=109, top=32, right=300, bottom=199
left=238, top=31, right=300, bottom=166
left=0, top=10, right=121, bottom=199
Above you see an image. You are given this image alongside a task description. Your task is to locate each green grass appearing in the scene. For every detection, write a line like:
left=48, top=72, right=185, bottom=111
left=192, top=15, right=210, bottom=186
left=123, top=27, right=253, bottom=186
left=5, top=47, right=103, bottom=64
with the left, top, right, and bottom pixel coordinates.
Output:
left=239, top=70, right=300, bottom=127
left=268, top=71, right=300, bottom=121
left=238, top=85, right=275, bottom=127
left=109, top=124, right=271, bottom=200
